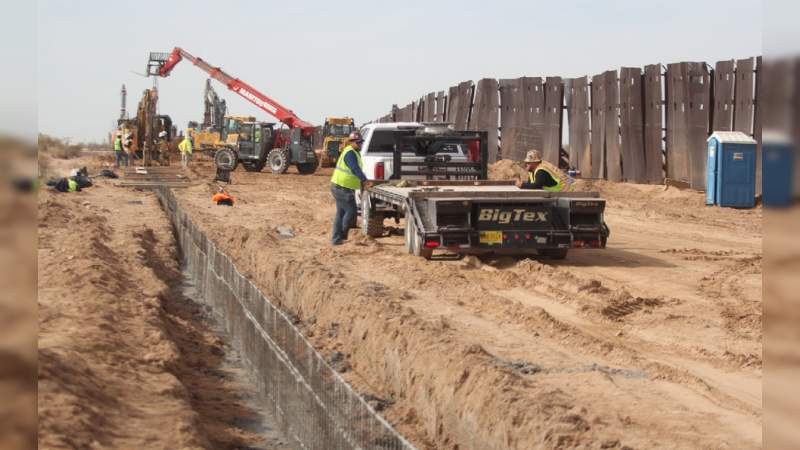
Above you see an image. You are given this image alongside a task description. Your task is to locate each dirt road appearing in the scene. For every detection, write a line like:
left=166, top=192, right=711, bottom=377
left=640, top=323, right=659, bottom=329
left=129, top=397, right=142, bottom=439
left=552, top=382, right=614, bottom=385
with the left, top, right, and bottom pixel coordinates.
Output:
left=37, top=177, right=289, bottom=449
left=172, top=161, right=761, bottom=449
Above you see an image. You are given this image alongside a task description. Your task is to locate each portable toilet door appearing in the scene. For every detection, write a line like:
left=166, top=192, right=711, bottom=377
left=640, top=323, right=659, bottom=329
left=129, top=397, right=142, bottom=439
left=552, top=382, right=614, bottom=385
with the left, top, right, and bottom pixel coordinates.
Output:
left=707, top=131, right=757, bottom=208
left=706, top=137, right=719, bottom=205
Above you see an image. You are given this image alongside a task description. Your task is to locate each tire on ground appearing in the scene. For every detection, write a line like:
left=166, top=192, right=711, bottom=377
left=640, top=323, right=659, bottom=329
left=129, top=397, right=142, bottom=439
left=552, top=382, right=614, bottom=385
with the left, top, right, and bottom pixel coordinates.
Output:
left=214, top=148, right=238, bottom=171
left=361, top=195, right=384, bottom=237
left=296, top=163, right=317, bottom=175
left=267, top=148, right=289, bottom=174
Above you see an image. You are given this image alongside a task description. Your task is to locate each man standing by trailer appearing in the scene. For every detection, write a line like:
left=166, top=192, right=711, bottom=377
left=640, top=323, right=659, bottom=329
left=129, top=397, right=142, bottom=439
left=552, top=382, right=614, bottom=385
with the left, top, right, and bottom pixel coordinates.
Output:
left=330, top=131, right=367, bottom=245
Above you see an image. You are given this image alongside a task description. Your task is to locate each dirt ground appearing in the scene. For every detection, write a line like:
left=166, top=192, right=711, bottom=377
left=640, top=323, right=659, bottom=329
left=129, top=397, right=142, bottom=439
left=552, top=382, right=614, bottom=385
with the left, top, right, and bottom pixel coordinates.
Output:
left=163, top=159, right=762, bottom=449
left=37, top=165, right=289, bottom=449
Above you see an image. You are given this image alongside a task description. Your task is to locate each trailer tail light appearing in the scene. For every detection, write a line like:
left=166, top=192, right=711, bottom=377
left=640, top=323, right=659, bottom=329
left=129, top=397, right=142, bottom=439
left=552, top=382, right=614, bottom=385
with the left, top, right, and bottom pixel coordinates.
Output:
left=467, top=139, right=480, bottom=162
left=374, top=162, right=385, bottom=180
left=590, top=239, right=602, bottom=248
left=573, top=240, right=585, bottom=248
left=424, top=241, right=440, bottom=249
left=524, top=233, right=532, bottom=240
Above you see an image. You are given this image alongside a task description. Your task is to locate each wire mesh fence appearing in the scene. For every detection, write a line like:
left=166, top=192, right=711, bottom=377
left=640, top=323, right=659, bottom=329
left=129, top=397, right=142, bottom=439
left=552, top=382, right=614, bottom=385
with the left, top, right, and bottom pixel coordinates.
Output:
left=157, top=188, right=416, bottom=450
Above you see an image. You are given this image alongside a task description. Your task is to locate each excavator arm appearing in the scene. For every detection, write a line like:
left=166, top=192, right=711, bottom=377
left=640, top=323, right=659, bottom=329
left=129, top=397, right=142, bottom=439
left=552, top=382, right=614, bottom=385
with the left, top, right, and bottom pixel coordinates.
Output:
left=148, top=47, right=314, bottom=133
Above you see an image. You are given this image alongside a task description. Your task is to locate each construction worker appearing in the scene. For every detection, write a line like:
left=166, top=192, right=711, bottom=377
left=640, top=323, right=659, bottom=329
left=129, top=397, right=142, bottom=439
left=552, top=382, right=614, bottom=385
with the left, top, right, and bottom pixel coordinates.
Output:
left=330, top=131, right=367, bottom=245
left=515, top=149, right=575, bottom=192
left=178, top=132, right=193, bottom=169
left=113, top=133, right=127, bottom=168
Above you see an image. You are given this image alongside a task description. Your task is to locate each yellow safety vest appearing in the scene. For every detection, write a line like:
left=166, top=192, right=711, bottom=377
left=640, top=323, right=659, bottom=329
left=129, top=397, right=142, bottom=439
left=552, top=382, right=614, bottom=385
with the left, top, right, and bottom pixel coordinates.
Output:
left=178, top=138, right=193, bottom=154
left=114, top=138, right=122, bottom=151
left=330, top=145, right=363, bottom=190
left=529, top=162, right=574, bottom=192
left=67, top=179, right=78, bottom=192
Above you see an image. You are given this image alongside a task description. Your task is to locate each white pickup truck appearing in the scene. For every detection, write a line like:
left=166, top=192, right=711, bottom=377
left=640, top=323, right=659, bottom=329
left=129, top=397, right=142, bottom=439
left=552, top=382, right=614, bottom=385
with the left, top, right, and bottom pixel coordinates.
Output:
left=358, top=122, right=472, bottom=180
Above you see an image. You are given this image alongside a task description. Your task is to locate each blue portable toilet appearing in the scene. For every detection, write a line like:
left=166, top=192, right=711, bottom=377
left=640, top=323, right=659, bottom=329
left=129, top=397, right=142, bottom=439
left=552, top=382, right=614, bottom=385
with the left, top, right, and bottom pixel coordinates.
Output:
left=706, top=131, right=757, bottom=208
left=761, top=131, right=795, bottom=207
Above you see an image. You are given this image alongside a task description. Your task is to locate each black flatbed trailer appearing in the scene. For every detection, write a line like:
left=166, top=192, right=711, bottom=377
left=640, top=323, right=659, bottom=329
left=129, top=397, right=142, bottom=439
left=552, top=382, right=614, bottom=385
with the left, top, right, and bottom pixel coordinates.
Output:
left=358, top=126, right=609, bottom=259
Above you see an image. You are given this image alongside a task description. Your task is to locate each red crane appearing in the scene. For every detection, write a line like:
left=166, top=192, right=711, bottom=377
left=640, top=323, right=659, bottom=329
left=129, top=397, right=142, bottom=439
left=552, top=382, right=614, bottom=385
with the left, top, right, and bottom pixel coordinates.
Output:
left=147, top=47, right=314, bottom=133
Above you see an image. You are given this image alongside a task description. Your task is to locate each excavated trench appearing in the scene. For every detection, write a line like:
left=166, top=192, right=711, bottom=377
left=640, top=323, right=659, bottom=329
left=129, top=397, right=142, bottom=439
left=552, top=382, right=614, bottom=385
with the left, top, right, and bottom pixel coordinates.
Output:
left=157, top=188, right=415, bottom=450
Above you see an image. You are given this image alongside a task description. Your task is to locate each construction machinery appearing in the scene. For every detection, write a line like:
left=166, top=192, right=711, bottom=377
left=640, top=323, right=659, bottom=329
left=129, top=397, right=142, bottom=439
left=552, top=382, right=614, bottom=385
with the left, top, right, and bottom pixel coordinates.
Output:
left=114, top=87, right=174, bottom=166
left=147, top=47, right=318, bottom=174
left=316, top=116, right=356, bottom=167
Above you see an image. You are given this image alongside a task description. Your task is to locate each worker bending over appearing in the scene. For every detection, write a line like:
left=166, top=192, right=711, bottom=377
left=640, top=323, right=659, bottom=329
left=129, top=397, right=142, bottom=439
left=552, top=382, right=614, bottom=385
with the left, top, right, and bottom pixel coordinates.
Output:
left=178, top=133, right=193, bottom=169
left=330, top=131, right=367, bottom=245
left=515, top=150, right=575, bottom=192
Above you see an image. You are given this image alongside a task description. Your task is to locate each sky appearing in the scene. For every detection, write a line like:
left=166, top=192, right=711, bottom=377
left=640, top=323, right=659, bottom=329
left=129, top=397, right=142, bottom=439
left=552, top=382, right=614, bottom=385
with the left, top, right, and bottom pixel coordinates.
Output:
left=33, top=0, right=764, bottom=143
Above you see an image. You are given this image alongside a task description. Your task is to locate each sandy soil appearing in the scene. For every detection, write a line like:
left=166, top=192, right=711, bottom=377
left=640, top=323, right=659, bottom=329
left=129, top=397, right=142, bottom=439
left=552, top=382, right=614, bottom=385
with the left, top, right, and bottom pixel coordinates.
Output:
left=167, top=160, right=762, bottom=449
left=37, top=176, right=286, bottom=449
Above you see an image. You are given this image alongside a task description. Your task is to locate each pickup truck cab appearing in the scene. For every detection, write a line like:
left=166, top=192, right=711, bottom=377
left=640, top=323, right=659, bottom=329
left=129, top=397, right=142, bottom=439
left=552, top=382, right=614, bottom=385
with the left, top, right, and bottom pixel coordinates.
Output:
left=359, top=122, right=471, bottom=180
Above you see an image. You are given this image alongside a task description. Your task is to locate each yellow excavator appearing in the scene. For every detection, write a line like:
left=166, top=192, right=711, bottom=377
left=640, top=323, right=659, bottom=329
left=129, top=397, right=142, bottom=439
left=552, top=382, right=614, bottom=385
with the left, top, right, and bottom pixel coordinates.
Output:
left=315, top=116, right=356, bottom=167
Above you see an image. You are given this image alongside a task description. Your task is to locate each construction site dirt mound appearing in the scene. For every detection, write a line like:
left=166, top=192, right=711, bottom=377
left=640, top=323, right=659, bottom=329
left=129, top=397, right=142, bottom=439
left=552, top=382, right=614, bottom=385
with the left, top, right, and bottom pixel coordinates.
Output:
left=170, top=164, right=761, bottom=449
left=37, top=180, right=281, bottom=449
left=488, top=158, right=528, bottom=181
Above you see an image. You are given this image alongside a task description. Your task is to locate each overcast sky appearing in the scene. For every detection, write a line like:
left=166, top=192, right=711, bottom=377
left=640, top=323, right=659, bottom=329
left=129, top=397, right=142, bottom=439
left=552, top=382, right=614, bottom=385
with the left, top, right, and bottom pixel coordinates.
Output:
left=35, top=0, right=763, bottom=142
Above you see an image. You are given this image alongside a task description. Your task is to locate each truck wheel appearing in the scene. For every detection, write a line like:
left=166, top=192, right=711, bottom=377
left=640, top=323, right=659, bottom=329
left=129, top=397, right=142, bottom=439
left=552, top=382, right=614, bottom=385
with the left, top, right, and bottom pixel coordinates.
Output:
left=406, top=218, right=432, bottom=259
left=214, top=148, right=238, bottom=171
left=296, top=163, right=317, bottom=175
left=540, top=248, right=568, bottom=260
left=361, top=196, right=384, bottom=237
left=267, top=148, right=289, bottom=174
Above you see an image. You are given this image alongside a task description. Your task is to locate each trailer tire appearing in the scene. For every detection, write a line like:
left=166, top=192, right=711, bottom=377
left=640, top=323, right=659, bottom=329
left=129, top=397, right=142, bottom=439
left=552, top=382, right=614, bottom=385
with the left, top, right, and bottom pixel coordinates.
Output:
left=361, top=196, right=384, bottom=237
left=267, top=148, right=289, bottom=174
left=296, top=163, right=317, bottom=175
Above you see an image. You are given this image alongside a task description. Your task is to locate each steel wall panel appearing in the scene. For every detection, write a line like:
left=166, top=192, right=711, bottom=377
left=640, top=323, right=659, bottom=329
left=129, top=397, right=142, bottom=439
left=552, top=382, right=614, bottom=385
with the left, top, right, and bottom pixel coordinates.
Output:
left=619, top=67, right=646, bottom=182
left=469, top=78, right=499, bottom=162
left=565, top=76, right=591, bottom=174
left=687, top=62, right=711, bottom=190
left=734, top=57, right=755, bottom=134
left=543, top=77, right=563, bottom=166
left=666, top=63, right=690, bottom=182
left=643, top=64, right=664, bottom=183
left=603, top=71, right=622, bottom=182
left=424, top=92, right=436, bottom=122
left=447, top=81, right=473, bottom=130
left=590, top=73, right=606, bottom=178
left=712, top=60, right=735, bottom=131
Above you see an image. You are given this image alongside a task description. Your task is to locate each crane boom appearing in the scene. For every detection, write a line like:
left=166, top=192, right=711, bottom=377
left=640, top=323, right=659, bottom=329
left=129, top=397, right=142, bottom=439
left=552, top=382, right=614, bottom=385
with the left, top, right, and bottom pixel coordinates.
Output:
left=148, top=47, right=314, bottom=132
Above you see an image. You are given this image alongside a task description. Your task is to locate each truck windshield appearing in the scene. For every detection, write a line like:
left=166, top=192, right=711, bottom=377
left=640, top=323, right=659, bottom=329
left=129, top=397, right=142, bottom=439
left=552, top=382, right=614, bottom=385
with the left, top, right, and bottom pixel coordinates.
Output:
left=366, top=130, right=463, bottom=155
left=326, top=124, right=353, bottom=137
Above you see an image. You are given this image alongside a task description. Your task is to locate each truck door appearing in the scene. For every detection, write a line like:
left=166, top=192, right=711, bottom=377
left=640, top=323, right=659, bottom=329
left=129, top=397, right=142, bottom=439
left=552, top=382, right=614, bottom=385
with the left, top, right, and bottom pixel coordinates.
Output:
left=237, top=123, right=256, bottom=159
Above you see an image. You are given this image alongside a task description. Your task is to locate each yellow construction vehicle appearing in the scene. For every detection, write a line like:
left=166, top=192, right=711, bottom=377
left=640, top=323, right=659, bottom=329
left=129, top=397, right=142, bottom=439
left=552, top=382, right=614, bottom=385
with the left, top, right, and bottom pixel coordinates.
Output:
left=315, top=116, right=356, bottom=167
left=188, top=115, right=256, bottom=152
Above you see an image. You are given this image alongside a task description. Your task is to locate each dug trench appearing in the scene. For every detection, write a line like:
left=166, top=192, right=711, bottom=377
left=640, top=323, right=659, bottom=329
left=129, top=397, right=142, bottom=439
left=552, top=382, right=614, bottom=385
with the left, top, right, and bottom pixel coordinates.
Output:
left=37, top=180, right=290, bottom=449
left=171, top=160, right=761, bottom=449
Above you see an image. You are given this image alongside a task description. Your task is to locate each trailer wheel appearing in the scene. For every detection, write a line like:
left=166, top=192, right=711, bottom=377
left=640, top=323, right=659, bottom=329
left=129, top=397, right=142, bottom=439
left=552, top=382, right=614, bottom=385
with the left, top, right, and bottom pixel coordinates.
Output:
left=267, top=148, right=289, bottom=174
left=361, top=196, right=384, bottom=237
left=296, top=163, right=317, bottom=175
left=540, top=248, right=568, bottom=260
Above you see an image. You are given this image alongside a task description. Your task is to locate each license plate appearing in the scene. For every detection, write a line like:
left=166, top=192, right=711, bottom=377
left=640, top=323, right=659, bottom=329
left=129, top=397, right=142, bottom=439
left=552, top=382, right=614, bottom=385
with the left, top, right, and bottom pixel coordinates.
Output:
left=479, top=231, right=503, bottom=245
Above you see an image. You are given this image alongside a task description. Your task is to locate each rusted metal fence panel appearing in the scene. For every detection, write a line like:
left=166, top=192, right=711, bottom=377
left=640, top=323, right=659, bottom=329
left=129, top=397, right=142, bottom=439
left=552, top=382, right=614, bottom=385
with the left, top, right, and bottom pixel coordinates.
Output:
left=469, top=78, right=499, bottom=162
left=619, top=67, right=646, bottom=182
left=435, top=91, right=446, bottom=122
left=603, top=70, right=622, bottom=182
left=687, top=62, right=711, bottom=190
left=543, top=77, right=563, bottom=166
left=590, top=73, right=607, bottom=178
left=424, top=92, right=435, bottom=122
left=643, top=64, right=664, bottom=183
left=396, top=103, right=414, bottom=122
left=666, top=63, right=690, bottom=182
left=565, top=76, right=591, bottom=174
left=734, top=57, right=755, bottom=134
left=447, top=81, right=473, bottom=130
left=712, top=60, right=735, bottom=131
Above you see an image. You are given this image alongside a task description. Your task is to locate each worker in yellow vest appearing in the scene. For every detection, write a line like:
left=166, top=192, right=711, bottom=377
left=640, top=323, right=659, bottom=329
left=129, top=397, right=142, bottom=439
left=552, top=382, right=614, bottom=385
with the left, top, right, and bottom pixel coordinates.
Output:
left=178, top=133, right=193, bottom=169
left=113, top=134, right=127, bottom=168
left=515, top=150, right=575, bottom=192
left=330, top=131, right=367, bottom=245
